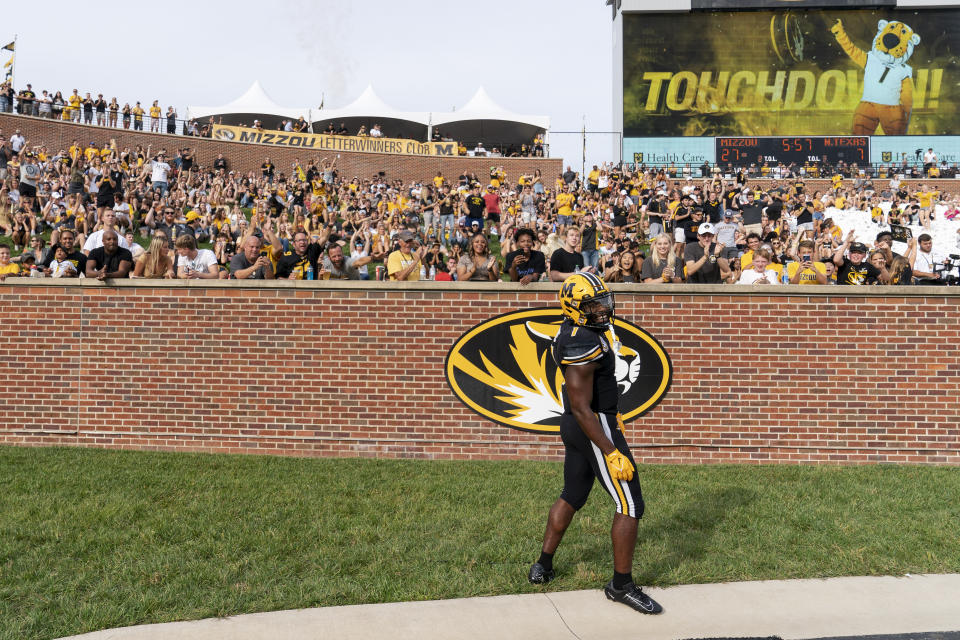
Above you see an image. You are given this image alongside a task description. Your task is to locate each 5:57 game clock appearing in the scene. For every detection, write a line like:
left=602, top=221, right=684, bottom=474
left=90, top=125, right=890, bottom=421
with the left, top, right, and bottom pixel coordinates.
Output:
left=715, top=136, right=870, bottom=165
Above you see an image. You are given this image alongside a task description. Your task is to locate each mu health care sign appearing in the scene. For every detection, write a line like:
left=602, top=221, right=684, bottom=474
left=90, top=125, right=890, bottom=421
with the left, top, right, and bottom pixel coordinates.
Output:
left=445, top=308, right=672, bottom=434
left=212, top=124, right=458, bottom=156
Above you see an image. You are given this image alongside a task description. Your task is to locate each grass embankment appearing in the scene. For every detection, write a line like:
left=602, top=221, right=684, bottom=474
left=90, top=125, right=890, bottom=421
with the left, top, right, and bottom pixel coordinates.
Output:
left=1, top=446, right=957, bottom=639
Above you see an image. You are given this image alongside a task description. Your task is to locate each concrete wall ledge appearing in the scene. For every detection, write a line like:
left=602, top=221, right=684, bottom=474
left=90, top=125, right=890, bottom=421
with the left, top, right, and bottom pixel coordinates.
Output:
left=3, top=279, right=959, bottom=298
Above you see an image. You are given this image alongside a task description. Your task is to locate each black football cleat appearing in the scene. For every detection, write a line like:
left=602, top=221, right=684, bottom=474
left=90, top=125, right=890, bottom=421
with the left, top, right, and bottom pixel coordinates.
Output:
left=603, top=580, right=663, bottom=614
left=527, top=562, right=555, bottom=584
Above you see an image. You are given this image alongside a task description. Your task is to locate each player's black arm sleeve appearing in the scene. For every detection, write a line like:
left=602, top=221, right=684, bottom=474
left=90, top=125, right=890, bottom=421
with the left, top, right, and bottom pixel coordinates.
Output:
left=564, top=362, right=616, bottom=457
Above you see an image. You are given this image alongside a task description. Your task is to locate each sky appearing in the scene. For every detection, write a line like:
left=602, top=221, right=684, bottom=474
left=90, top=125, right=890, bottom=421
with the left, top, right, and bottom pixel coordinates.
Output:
left=3, top=0, right=615, bottom=168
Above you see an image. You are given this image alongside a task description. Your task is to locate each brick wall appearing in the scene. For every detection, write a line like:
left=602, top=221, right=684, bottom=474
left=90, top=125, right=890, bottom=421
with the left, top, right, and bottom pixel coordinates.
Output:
left=1, top=280, right=958, bottom=465
left=0, top=113, right=562, bottom=183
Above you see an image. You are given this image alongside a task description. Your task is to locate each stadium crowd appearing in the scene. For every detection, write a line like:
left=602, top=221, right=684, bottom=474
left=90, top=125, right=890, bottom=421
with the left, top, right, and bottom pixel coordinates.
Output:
left=1, top=121, right=959, bottom=286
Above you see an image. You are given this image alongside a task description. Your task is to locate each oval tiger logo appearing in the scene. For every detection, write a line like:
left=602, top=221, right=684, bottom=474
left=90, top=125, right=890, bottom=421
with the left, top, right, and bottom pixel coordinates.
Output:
left=445, top=308, right=672, bottom=434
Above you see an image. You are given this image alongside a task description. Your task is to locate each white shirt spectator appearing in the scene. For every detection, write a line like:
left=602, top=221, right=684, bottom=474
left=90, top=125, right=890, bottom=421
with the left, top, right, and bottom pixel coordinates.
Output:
left=351, top=245, right=370, bottom=278
left=370, top=125, right=382, bottom=138
left=10, top=132, right=25, bottom=153
left=738, top=268, right=781, bottom=285
left=151, top=160, right=171, bottom=183
left=923, top=149, right=938, bottom=165
left=914, top=248, right=936, bottom=274
left=176, top=248, right=218, bottom=274
left=87, top=167, right=102, bottom=194
left=113, top=202, right=132, bottom=227
left=284, top=120, right=294, bottom=132
left=84, top=230, right=132, bottom=253
left=49, top=259, right=78, bottom=278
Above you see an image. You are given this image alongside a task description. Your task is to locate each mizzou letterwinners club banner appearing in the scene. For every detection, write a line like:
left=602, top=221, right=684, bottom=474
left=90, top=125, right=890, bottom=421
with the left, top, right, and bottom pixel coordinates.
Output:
left=212, top=125, right=459, bottom=156
left=623, top=8, right=960, bottom=137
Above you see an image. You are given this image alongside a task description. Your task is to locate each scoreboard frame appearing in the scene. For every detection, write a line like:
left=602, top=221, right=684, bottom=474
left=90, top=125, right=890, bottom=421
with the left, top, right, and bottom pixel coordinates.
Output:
left=714, top=136, right=870, bottom=166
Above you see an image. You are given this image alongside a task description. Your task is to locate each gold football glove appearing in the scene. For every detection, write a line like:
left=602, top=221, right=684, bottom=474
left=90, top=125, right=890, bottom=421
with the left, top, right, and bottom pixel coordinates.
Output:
left=604, top=450, right=635, bottom=482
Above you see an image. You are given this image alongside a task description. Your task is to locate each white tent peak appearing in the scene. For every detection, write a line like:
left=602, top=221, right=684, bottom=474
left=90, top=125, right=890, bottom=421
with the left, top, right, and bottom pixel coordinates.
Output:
left=433, top=87, right=549, bottom=130
left=311, top=85, right=432, bottom=139
left=187, top=81, right=312, bottom=123
left=339, top=85, right=396, bottom=114
left=458, top=86, right=505, bottom=114
left=237, top=81, right=276, bottom=108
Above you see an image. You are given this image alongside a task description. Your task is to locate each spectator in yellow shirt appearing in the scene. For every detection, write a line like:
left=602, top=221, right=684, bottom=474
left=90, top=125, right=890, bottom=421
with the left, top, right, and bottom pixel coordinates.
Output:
left=555, top=187, right=576, bottom=231
left=387, top=230, right=424, bottom=281
left=149, top=100, right=162, bottom=132
left=0, top=246, right=21, bottom=280
left=65, top=89, right=81, bottom=122
left=132, top=102, right=145, bottom=131
left=915, top=184, right=939, bottom=229
left=787, top=240, right=828, bottom=284
left=587, top=165, right=600, bottom=192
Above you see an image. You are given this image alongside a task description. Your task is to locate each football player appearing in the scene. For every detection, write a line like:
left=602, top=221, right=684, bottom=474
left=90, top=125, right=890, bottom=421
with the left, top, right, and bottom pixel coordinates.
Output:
left=527, top=272, right=662, bottom=615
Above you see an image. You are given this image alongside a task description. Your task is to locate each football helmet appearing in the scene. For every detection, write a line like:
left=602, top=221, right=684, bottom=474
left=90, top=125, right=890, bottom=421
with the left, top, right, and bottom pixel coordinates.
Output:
left=559, top=272, right=615, bottom=329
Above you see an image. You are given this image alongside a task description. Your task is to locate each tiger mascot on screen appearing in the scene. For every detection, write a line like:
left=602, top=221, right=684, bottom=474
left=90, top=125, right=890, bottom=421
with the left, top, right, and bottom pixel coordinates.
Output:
left=831, top=18, right=920, bottom=135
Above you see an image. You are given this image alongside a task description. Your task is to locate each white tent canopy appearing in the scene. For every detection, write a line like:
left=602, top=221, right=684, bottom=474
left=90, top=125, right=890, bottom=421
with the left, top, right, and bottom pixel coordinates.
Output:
left=310, top=85, right=431, bottom=139
left=430, top=87, right=549, bottom=150
left=433, top=87, right=549, bottom=130
left=186, top=81, right=312, bottom=129
left=186, top=83, right=549, bottom=150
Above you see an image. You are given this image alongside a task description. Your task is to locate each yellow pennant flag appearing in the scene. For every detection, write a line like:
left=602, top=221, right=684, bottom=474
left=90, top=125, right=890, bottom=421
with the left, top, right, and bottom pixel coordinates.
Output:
left=3, top=56, right=12, bottom=69
left=1, top=41, right=13, bottom=52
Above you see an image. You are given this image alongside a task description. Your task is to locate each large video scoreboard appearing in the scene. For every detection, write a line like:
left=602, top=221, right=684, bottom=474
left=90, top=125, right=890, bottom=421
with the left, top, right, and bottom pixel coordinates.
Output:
left=613, top=2, right=960, bottom=165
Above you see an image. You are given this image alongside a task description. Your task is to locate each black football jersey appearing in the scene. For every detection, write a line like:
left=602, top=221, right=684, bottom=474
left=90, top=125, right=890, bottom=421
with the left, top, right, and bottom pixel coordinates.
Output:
left=551, top=320, right=619, bottom=416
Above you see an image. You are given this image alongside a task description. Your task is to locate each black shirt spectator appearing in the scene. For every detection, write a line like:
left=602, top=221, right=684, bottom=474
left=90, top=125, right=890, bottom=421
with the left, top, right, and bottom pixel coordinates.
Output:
left=679, top=212, right=705, bottom=244
left=702, top=195, right=722, bottom=223
left=505, top=248, right=546, bottom=282
left=836, top=257, right=881, bottom=285
left=550, top=247, right=584, bottom=274
left=683, top=241, right=723, bottom=283
left=796, top=203, right=814, bottom=226
left=96, top=168, right=123, bottom=206
left=741, top=201, right=763, bottom=227
left=764, top=197, right=783, bottom=221
left=464, top=193, right=486, bottom=222
left=261, top=160, right=275, bottom=181
left=87, top=246, right=133, bottom=276
left=275, top=234, right=324, bottom=279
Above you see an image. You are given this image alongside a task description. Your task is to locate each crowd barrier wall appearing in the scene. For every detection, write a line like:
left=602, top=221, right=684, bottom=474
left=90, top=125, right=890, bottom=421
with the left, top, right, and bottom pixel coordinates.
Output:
left=1, top=280, right=958, bottom=466
left=0, top=113, right=562, bottom=183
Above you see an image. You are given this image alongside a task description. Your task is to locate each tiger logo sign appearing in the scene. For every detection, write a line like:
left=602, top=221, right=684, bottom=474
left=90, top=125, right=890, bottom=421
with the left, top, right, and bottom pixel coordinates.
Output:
left=445, top=308, right=671, bottom=434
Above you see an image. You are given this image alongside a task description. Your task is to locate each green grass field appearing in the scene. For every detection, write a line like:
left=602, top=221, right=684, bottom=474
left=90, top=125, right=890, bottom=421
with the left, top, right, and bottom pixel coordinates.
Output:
left=1, top=446, right=958, bottom=640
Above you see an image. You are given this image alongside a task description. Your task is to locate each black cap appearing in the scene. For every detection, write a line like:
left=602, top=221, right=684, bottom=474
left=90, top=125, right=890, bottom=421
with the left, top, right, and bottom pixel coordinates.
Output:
left=849, top=242, right=868, bottom=253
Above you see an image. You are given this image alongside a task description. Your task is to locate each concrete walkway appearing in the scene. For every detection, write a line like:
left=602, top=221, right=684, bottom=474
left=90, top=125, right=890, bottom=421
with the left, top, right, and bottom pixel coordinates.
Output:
left=61, top=574, right=960, bottom=640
